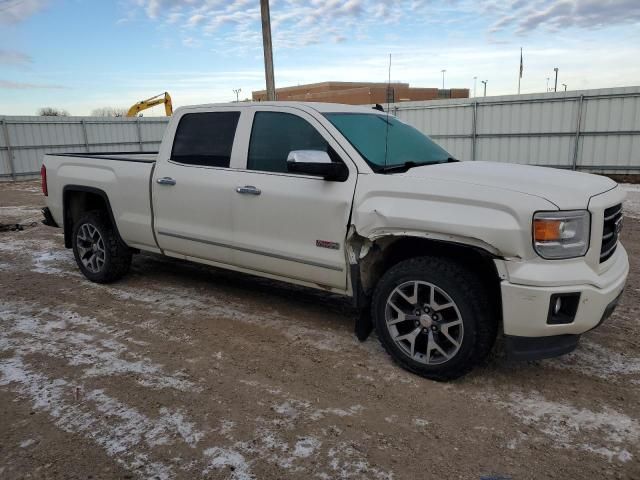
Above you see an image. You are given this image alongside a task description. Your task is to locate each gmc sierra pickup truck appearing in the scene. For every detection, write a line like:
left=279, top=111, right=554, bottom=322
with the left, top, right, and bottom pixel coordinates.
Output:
left=41, top=102, right=628, bottom=380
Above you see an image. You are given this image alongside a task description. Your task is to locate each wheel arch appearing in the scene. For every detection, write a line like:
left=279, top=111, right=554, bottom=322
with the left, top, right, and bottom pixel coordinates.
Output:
left=62, top=185, right=125, bottom=249
left=349, top=231, right=504, bottom=314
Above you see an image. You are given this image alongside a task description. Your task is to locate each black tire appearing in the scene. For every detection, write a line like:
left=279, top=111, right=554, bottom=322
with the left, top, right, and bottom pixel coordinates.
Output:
left=72, top=210, right=132, bottom=283
left=372, top=256, right=497, bottom=381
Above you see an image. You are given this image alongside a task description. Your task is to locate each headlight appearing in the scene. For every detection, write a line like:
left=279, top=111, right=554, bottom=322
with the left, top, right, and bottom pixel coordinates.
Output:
left=533, top=210, right=590, bottom=259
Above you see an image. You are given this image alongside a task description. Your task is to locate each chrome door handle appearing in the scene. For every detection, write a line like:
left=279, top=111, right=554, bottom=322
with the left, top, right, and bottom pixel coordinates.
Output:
left=236, top=185, right=261, bottom=195
left=157, top=177, right=176, bottom=186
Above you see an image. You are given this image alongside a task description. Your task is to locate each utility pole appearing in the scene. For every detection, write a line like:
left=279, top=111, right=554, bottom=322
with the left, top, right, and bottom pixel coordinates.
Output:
left=233, top=88, right=241, bottom=102
left=260, top=0, right=276, bottom=101
left=553, top=67, right=559, bottom=92
left=441, top=69, right=446, bottom=89
left=481, top=80, right=487, bottom=97
left=562, top=83, right=567, bottom=91
left=473, top=76, right=477, bottom=97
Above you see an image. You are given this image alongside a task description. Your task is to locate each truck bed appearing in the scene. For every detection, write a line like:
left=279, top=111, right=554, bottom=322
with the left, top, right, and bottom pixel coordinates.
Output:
left=43, top=151, right=159, bottom=253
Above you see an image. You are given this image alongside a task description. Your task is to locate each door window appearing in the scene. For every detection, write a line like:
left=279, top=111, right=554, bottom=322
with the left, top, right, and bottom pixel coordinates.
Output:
left=171, top=111, right=240, bottom=167
left=248, top=112, right=329, bottom=173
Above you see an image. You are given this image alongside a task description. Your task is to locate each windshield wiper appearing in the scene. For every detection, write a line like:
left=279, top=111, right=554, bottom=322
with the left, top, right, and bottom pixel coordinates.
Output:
left=376, top=157, right=458, bottom=173
left=376, top=161, right=418, bottom=173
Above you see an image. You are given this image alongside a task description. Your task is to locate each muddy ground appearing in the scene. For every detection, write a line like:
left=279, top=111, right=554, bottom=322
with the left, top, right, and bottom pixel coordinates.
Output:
left=1, top=180, right=639, bottom=480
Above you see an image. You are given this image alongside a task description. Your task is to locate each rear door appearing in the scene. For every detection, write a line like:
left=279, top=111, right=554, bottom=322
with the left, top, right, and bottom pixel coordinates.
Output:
left=152, top=107, right=246, bottom=265
left=230, top=106, right=358, bottom=290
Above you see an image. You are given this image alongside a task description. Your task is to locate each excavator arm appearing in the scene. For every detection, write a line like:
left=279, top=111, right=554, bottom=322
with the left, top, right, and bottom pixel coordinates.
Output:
left=126, top=92, right=173, bottom=117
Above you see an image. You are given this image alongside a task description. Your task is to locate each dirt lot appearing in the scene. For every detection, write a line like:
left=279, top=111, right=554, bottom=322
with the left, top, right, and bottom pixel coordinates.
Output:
left=1, top=180, right=639, bottom=480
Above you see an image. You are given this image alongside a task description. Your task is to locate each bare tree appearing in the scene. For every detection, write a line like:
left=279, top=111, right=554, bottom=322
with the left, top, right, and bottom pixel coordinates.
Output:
left=91, top=107, right=128, bottom=117
left=38, top=107, right=69, bottom=116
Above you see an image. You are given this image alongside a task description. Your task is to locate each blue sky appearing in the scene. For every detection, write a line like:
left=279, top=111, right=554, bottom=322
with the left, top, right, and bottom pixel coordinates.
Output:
left=1, top=0, right=639, bottom=115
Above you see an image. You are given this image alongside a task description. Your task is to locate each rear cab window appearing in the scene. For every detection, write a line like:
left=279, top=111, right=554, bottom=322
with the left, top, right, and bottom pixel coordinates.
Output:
left=171, top=111, right=240, bottom=168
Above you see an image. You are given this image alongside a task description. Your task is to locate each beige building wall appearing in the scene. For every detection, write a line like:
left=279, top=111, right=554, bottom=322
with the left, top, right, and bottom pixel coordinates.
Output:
left=252, top=82, right=469, bottom=104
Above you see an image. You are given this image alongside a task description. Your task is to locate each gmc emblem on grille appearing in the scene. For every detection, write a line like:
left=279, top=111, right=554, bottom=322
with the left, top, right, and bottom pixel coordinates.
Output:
left=615, top=216, right=623, bottom=236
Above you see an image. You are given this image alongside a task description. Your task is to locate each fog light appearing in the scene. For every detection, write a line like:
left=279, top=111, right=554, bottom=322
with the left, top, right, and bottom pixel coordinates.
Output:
left=553, top=297, right=562, bottom=315
left=547, top=293, right=581, bottom=325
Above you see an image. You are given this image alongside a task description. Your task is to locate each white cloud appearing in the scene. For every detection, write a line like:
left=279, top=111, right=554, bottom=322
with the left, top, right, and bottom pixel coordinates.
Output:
left=0, top=0, right=49, bottom=23
left=0, top=49, right=32, bottom=66
left=131, top=0, right=432, bottom=51
left=0, top=79, right=66, bottom=89
left=489, top=0, right=640, bottom=34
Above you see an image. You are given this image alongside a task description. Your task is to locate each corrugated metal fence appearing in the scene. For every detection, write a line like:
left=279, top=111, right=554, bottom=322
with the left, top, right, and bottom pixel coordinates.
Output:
left=392, top=86, right=640, bottom=174
left=0, top=116, right=168, bottom=180
left=1, top=86, right=639, bottom=180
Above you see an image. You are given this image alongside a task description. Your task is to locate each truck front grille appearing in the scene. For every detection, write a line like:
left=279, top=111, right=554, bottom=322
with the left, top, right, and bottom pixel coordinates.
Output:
left=600, top=203, right=623, bottom=263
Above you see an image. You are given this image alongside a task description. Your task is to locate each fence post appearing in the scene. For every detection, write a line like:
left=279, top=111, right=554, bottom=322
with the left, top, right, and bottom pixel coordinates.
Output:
left=136, top=117, right=143, bottom=152
left=81, top=120, right=90, bottom=152
left=572, top=95, right=584, bottom=170
left=471, top=101, right=478, bottom=161
left=1, top=119, right=16, bottom=180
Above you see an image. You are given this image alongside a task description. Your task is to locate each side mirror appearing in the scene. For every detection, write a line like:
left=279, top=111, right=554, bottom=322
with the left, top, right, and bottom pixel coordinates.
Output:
left=286, top=150, right=348, bottom=181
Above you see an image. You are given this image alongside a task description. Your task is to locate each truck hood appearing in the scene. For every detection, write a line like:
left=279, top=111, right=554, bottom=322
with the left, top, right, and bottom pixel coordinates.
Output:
left=403, top=161, right=617, bottom=210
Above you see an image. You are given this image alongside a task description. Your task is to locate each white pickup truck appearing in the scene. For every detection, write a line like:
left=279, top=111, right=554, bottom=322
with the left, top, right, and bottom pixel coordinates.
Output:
left=41, top=102, right=628, bottom=380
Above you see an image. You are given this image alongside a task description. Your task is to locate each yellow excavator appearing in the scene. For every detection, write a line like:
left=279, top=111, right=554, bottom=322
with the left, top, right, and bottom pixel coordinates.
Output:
left=126, top=92, right=173, bottom=117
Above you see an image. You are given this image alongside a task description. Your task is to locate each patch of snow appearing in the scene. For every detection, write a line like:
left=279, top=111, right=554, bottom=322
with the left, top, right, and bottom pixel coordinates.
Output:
left=0, top=238, right=74, bottom=276
left=203, top=447, right=253, bottom=480
left=326, top=443, right=394, bottom=480
left=1, top=302, right=200, bottom=392
left=412, top=418, right=429, bottom=427
left=31, top=249, right=73, bottom=274
left=0, top=205, right=42, bottom=221
left=545, top=339, right=640, bottom=382
left=19, top=438, right=36, bottom=448
left=0, top=356, right=186, bottom=480
left=498, top=391, right=638, bottom=463
left=293, top=436, right=321, bottom=458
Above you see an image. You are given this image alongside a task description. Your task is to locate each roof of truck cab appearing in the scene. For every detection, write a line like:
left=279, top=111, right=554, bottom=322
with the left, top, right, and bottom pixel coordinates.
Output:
left=177, top=102, right=385, bottom=114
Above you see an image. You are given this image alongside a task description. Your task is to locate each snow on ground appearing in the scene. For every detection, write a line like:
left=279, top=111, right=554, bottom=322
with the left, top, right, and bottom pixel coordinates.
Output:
left=621, top=183, right=640, bottom=219
left=545, top=339, right=640, bottom=384
left=497, top=392, right=638, bottom=463
left=0, top=295, right=395, bottom=479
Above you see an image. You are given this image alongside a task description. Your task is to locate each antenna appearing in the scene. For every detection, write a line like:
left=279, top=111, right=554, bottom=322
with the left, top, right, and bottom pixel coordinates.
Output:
left=384, top=53, right=392, bottom=168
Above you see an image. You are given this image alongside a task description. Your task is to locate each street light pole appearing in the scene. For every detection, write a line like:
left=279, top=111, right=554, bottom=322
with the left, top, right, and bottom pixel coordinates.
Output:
left=481, top=80, right=487, bottom=97
left=473, top=76, right=477, bottom=98
left=233, top=88, right=241, bottom=102
left=441, top=69, right=446, bottom=89
left=553, top=67, right=559, bottom=92
left=260, top=0, right=276, bottom=101
left=562, top=83, right=567, bottom=92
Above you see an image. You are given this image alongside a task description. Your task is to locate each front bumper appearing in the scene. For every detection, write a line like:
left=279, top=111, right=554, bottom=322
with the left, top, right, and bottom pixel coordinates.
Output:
left=499, top=245, right=628, bottom=358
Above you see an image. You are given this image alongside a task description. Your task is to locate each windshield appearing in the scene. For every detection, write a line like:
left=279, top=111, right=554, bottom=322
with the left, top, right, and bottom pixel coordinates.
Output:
left=324, top=113, right=451, bottom=171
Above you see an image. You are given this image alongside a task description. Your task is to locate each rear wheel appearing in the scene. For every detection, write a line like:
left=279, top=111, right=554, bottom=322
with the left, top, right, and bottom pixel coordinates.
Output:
left=72, top=211, right=131, bottom=283
left=372, top=256, right=497, bottom=381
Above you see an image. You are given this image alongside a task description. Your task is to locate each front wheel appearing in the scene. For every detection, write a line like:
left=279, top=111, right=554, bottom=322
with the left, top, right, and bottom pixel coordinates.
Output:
left=372, top=256, right=497, bottom=381
left=72, top=211, right=132, bottom=283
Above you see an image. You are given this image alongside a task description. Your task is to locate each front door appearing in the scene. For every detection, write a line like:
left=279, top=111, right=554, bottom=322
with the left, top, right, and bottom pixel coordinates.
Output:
left=231, top=107, right=357, bottom=290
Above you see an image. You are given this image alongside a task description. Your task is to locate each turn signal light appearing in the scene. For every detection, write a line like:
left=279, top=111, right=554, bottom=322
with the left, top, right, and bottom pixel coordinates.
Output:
left=534, top=219, right=561, bottom=241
